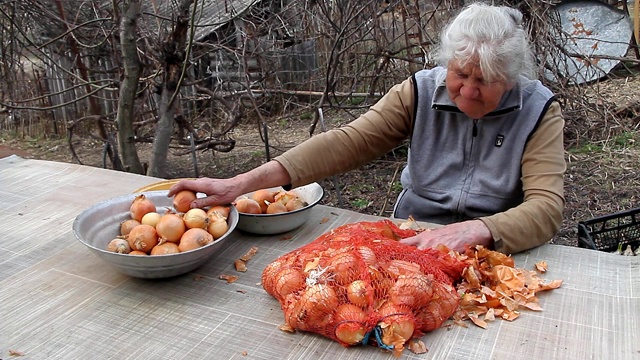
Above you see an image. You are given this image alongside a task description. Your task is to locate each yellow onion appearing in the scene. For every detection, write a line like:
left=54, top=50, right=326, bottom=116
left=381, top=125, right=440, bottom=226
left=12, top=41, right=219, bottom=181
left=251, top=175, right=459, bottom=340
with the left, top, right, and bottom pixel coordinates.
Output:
left=274, top=268, right=305, bottom=299
left=388, top=273, right=434, bottom=308
left=293, top=284, right=339, bottom=328
left=356, top=246, right=377, bottom=265
left=173, top=190, right=197, bottom=213
left=129, top=250, right=147, bottom=256
left=327, top=252, right=360, bottom=284
left=346, top=279, right=371, bottom=308
left=334, top=304, right=369, bottom=345
left=377, top=302, right=415, bottom=343
left=140, top=212, right=162, bottom=228
left=252, top=189, right=277, bottom=213
left=107, top=238, right=131, bottom=254
left=120, top=219, right=140, bottom=236
left=266, top=201, right=287, bottom=214
left=178, top=228, right=213, bottom=252
left=384, top=259, right=422, bottom=278
left=150, top=242, right=180, bottom=255
left=207, top=205, right=230, bottom=219
left=130, top=194, right=156, bottom=222
left=155, top=213, right=186, bottom=243
left=183, top=208, right=209, bottom=229
left=127, top=224, right=158, bottom=253
left=234, top=198, right=262, bottom=214
left=285, top=197, right=307, bottom=211
left=207, top=217, right=229, bottom=239
left=274, top=190, right=298, bottom=205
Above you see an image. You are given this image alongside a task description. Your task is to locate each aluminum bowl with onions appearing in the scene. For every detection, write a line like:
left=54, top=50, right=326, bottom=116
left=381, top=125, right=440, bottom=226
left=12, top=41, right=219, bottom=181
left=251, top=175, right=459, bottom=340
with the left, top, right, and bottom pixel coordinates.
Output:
left=72, top=190, right=238, bottom=279
left=235, top=182, right=324, bottom=235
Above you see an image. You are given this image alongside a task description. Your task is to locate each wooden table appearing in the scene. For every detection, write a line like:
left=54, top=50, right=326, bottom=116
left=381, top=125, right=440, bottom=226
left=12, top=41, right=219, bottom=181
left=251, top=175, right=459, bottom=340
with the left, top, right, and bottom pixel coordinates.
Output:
left=1, top=155, right=638, bottom=360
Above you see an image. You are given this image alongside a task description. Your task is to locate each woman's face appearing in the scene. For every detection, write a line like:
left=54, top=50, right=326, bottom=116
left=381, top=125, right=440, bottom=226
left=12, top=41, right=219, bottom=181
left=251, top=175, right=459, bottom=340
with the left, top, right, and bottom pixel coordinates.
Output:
left=445, top=60, right=512, bottom=119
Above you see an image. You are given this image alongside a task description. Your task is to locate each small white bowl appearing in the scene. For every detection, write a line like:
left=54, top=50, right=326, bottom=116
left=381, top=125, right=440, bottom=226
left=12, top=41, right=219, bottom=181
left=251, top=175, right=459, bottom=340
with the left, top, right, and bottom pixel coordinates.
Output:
left=72, top=190, right=238, bottom=279
left=235, top=182, right=324, bottom=235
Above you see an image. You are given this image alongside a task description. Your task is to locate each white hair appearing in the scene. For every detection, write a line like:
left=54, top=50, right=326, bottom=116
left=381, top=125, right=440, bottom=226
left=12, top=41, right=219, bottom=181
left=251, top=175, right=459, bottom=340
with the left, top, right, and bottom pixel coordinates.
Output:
left=437, top=2, right=537, bottom=83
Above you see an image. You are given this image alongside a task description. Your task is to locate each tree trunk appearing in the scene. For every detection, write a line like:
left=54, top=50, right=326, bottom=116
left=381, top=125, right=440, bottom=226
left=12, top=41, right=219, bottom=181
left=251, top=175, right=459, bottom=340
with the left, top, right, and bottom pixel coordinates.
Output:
left=147, top=0, right=193, bottom=178
left=116, top=0, right=144, bottom=174
left=54, top=0, right=116, bottom=167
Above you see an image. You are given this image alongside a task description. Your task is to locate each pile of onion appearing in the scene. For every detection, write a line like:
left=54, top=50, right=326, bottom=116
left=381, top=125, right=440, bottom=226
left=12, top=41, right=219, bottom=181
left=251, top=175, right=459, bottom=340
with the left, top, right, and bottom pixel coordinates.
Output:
left=105, top=191, right=232, bottom=256
left=234, top=188, right=308, bottom=214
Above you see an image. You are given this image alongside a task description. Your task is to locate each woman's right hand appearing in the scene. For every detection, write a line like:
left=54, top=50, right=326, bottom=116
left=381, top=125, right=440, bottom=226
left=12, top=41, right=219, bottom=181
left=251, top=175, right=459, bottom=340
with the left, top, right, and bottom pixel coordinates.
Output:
left=167, top=160, right=294, bottom=209
left=167, top=178, right=240, bottom=209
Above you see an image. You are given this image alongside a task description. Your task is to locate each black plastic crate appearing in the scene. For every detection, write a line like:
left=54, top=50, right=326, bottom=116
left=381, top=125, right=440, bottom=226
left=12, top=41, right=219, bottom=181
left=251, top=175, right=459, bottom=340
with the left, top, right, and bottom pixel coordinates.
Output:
left=577, top=207, right=640, bottom=253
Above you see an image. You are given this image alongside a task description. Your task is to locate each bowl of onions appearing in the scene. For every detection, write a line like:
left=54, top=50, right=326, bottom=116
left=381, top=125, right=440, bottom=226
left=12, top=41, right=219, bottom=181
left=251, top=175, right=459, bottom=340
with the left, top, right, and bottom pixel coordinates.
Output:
left=234, top=182, right=324, bottom=235
left=72, top=190, right=238, bottom=279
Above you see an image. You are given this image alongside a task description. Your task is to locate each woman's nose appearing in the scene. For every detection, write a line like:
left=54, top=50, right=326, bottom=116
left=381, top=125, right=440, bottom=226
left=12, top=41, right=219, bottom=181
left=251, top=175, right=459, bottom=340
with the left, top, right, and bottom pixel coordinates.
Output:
left=460, top=83, right=480, bottom=99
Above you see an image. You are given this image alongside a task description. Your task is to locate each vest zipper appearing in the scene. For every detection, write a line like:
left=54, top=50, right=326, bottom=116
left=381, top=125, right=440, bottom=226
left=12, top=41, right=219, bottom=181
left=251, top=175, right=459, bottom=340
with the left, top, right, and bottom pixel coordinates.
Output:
left=472, top=119, right=478, bottom=137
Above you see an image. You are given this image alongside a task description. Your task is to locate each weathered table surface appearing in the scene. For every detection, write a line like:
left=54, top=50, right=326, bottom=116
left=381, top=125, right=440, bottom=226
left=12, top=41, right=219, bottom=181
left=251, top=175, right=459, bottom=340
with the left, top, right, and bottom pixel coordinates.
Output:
left=1, top=155, right=638, bottom=360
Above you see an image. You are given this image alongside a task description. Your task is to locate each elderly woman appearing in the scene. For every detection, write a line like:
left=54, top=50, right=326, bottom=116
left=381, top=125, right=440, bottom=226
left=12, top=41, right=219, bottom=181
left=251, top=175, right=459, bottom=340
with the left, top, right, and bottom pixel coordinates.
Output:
left=169, top=3, right=565, bottom=254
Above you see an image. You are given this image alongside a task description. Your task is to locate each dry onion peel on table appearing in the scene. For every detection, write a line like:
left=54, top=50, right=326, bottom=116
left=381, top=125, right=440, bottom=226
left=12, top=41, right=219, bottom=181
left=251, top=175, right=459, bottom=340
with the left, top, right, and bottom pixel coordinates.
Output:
left=448, top=245, right=563, bottom=329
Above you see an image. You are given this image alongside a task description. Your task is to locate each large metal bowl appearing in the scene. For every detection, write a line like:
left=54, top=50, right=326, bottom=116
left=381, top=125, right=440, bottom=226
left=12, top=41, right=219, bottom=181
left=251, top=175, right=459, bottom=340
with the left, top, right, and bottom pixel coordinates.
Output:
left=235, top=182, right=324, bottom=235
left=72, top=190, right=238, bottom=279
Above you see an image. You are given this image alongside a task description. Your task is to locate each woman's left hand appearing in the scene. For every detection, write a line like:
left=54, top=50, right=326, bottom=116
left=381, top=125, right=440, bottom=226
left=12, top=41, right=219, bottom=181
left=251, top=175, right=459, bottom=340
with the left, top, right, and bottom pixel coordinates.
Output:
left=399, top=219, right=493, bottom=253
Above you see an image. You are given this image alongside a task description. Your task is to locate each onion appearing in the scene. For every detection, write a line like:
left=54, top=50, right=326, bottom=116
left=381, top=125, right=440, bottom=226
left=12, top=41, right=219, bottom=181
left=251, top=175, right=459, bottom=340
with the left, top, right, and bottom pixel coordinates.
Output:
left=388, top=273, right=434, bottom=308
left=207, top=217, right=229, bottom=239
left=334, top=304, right=369, bottom=345
left=327, top=252, right=359, bottom=284
left=178, top=228, right=213, bottom=252
left=266, top=201, right=287, bottom=214
left=274, top=190, right=298, bottom=205
left=234, top=198, right=262, bottom=214
left=150, top=242, right=180, bottom=255
left=183, top=208, right=209, bottom=229
left=173, top=190, right=197, bottom=213
left=207, top=205, right=230, bottom=219
left=127, top=224, right=158, bottom=253
left=120, top=219, right=140, bottom=236
left=290, top=284, right=338, bottom=331
left=274, top=268, right=305, bottom=299
left=346, top=280, right=371, bottom=307
left=155, top=213, right=186, bottom=243
left=384, top=259, right=422, bottom=278
left=130, top=194, right=156, bottom=222
left=141, top=212, right=161, bottom=227
left=252, top=189, right=277, bottom=213
left=296, top=283, right=339, bottom=318
left=107, top=238, right=131, bottom=254
left=356, top=246, right=377, bottom=265
left=285, top=197, right=307, bottom=212
left=129, top=250, right=147, bottom=256
left=377, top=302, right=415, bottom=342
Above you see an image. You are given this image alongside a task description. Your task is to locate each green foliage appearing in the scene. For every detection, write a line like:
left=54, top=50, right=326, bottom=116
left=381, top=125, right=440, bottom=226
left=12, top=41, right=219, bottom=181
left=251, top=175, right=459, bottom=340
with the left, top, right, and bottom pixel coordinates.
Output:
left=391, top=181, right=403, bottom=192
left=568, top=143, right=602, bottom=154
left=250, top=149, right=265, bottom=158
left=346, top=96, right=366, bottom=106
left=351, top=198, right=370, bottom=209
left=348, top=183, right=375, bottom=193
left=569, top=131, right=638, bottom=154
left=611, top=132, right=637, bottom=148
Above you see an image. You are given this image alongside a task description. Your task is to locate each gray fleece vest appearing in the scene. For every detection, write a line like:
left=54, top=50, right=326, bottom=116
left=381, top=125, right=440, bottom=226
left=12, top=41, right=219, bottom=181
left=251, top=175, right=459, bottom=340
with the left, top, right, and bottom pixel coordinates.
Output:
left=393, top=67, right=555, bottom=224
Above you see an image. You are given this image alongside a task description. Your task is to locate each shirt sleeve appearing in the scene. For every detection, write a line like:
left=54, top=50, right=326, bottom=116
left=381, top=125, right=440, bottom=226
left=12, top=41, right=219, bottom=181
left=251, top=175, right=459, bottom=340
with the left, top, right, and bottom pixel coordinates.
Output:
left=274, top=77, right=415, bottom=188
left=479, top=101, right=566, bottom=254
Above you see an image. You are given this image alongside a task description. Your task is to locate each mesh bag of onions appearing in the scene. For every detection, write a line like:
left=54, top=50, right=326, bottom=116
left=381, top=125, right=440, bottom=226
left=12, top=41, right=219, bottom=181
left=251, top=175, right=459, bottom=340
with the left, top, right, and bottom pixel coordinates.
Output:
left=262, top=219, right=466, bottom=356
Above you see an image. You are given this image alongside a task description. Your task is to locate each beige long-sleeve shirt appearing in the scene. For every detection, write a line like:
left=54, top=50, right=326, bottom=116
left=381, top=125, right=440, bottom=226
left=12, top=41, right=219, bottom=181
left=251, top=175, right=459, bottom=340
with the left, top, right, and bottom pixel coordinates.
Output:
left=274, top=75, right=565, bottom=254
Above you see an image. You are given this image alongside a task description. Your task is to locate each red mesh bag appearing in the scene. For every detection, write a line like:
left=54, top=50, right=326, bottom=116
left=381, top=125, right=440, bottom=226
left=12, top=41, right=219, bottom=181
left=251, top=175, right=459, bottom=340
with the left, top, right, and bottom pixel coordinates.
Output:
left=262, top=219, right=466, bottom=356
